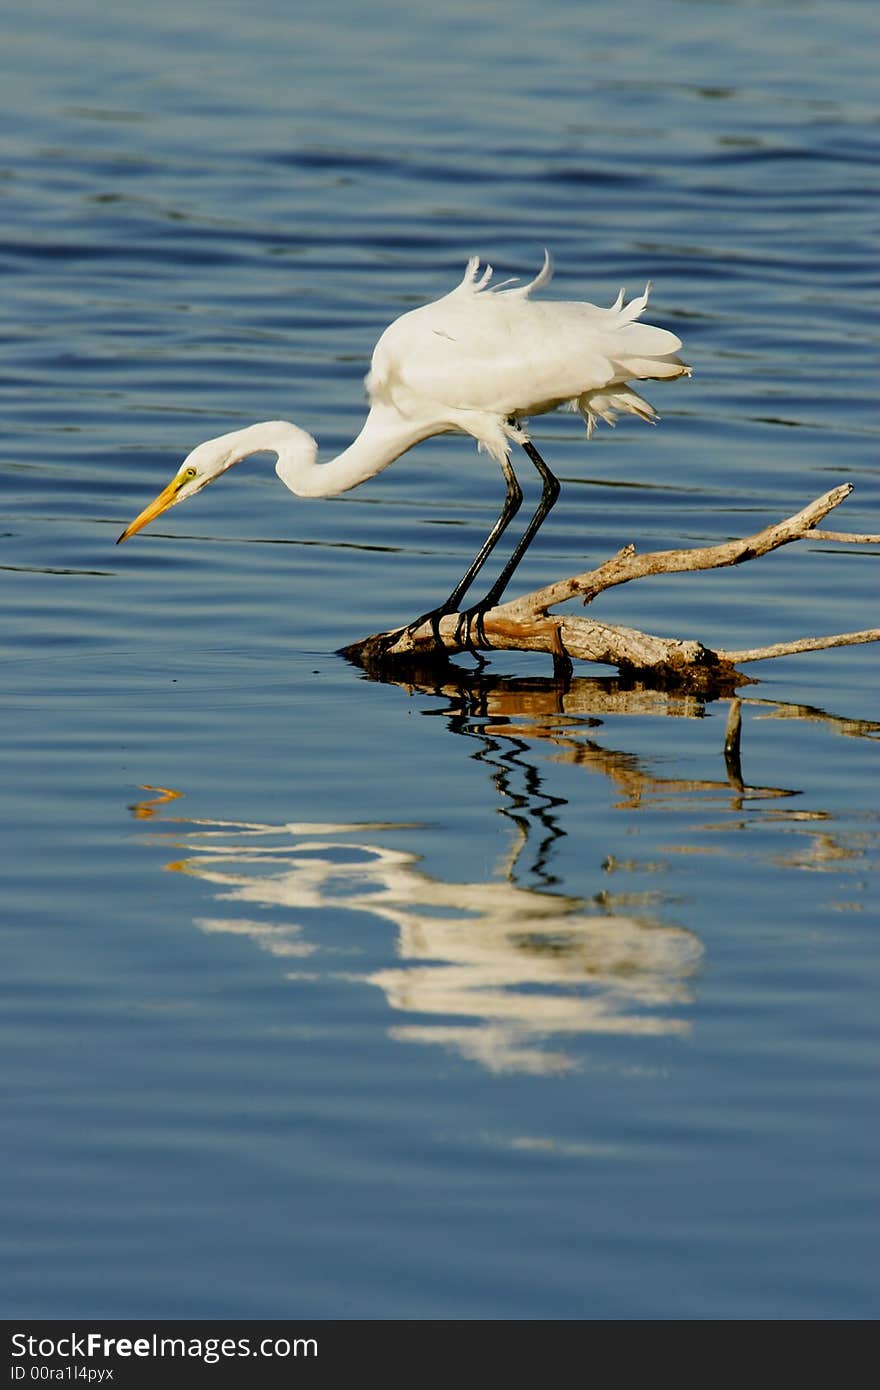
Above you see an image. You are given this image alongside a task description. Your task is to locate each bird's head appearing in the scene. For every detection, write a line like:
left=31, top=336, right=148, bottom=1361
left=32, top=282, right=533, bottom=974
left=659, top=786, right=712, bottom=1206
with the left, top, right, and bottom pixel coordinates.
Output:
left=117, top=421, right=323, bottom=543
left=116, top=433, right=245, bottom=544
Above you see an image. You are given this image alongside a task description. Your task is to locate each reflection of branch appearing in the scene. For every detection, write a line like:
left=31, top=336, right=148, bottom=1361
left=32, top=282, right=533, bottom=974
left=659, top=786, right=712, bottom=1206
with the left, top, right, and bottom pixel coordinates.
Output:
left=743, top=699, right=880, bottom=741
left=345, top=486, right=879, bottom=688
left=371, top=674, right=880, bottom=814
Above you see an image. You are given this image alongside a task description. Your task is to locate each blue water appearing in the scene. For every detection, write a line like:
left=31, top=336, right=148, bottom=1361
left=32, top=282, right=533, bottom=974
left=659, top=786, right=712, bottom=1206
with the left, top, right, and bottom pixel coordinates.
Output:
left=2, top=0, right=878, bottom=1319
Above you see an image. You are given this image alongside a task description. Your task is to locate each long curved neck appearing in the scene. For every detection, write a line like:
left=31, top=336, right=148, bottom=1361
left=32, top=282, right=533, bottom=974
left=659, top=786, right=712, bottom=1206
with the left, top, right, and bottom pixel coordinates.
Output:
left=231, top=406, right=438, bottom=500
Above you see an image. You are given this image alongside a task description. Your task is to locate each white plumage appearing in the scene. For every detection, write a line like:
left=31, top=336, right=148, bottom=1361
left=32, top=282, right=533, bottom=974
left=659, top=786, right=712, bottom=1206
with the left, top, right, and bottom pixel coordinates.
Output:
left=366, top=253, right=687, bottom=462
left=117, top=252, right=689, bottom=642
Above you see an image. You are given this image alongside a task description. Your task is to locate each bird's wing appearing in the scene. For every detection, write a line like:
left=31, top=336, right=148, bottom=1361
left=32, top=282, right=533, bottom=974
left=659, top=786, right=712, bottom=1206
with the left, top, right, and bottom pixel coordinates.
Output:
left=367, top=258, right=686, bottom=424
left=369, top=291, right=616, bottom=419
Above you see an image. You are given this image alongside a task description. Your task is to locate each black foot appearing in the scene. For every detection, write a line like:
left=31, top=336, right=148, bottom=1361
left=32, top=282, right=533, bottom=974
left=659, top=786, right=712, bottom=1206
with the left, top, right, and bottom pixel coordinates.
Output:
left=405, top=606, right=452, bottom=647
left=373, top=605, right=452, bottom=656
left=453, top=602, right=493, bottom=660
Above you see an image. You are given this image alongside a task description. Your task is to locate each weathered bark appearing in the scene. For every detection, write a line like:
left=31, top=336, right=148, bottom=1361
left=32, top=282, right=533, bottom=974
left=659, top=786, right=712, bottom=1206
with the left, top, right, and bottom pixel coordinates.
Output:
left=343, top=485, right=879, bottom=692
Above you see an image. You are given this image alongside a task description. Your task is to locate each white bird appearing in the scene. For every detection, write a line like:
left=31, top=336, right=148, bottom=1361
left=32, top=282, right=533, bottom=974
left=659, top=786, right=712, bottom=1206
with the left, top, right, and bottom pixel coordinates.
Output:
left=117, top=253, right=690, bottom=644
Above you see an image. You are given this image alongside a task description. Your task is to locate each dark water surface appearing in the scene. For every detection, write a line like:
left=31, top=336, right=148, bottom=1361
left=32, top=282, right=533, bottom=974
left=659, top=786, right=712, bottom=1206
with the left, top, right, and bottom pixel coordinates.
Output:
left=3, top=0, right=878, bottom=1319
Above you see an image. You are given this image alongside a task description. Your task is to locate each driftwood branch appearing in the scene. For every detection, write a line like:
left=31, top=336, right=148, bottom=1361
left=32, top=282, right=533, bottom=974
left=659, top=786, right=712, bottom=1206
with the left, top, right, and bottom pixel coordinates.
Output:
left=344, top=485, right=879, bottom=691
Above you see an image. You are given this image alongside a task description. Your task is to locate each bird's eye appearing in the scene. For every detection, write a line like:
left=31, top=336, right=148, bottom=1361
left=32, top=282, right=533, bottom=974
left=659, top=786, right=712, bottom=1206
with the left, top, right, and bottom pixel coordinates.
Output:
left=182, top=467, right=198, bottom=481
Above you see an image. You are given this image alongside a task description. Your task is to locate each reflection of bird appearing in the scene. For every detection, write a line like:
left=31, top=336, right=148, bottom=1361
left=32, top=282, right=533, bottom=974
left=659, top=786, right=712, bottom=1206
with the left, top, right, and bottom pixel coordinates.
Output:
left=129, top=808, right=701, bottom=1074
left=118, top=253, right=689, bottom=635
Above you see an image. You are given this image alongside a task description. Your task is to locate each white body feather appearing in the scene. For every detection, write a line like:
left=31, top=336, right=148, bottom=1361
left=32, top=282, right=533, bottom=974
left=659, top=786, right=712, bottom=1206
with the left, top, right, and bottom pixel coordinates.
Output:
left=364, top=252, right=689, bottom=465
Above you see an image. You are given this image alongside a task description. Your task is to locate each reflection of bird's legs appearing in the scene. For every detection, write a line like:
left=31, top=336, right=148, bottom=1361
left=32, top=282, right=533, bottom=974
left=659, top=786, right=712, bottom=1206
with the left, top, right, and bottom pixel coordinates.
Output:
left=455, top=440, right=560, bottom=651
left=392, top=452, right=525, bottom=649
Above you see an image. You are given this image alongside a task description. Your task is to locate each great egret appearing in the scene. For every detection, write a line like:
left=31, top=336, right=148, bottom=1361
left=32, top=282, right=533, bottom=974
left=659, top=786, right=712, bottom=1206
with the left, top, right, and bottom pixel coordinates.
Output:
left=117, top=252, right=690, bottom=642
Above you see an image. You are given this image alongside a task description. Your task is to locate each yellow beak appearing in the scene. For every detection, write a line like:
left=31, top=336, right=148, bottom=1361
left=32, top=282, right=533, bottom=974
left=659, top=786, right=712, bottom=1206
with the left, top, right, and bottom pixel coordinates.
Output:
left=116, top=477, right=183, bottom=544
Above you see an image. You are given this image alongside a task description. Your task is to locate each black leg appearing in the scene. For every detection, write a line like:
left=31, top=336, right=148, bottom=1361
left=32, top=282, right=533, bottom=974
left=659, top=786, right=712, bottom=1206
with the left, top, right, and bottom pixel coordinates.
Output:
left=455, top=439, right=560, bottom=649
left=398, top=451, right=524, bottom=642
left=482, top=441, right=560, bottom=606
